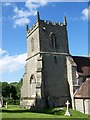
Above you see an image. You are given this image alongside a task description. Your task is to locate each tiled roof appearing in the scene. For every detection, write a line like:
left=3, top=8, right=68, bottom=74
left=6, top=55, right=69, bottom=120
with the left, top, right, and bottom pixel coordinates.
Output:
left=74, top=79, right=90, bottom=98
left=72, top=56, right=90, bottom=76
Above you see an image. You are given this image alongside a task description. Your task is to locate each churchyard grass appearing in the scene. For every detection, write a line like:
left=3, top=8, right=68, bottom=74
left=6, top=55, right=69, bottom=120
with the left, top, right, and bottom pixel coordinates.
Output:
left=0, top=105, right=89, bottom=119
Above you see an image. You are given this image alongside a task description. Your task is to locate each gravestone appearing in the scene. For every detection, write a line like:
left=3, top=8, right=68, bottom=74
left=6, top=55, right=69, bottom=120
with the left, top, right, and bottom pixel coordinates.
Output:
left=0, top=96, right=3, bottom=108
left=5, top=102, right=7, bottom=108
left=65, top=100, right=71, bottom=116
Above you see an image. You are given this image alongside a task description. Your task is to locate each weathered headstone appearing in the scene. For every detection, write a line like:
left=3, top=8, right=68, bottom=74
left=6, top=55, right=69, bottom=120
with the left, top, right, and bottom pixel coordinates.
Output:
left=0, top=101, right=1, bottom=108
left=65, top=100, right=71, bottom=116
left=5, top=102, right=7, bottom=108
left=0, top=96, right=3, bottom=108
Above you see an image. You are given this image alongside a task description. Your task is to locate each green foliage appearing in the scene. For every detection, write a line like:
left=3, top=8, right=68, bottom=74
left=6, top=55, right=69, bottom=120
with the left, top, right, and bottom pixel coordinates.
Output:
left=5, top=98, right=20, bottom=105
left=0, top=82, right=2, bottom=96
left=2, top=82, right=11, bottom=98
left=1, top=105, right=88, bottom=118
left=1, top=78, right=23, bottom=105
left=43, top=107, right=65, bottom=115
left=10, top=78, right=23, bottom=99
left=6, top=98, right=15, bottom=105
left=14, top=99, right=20, bottom=105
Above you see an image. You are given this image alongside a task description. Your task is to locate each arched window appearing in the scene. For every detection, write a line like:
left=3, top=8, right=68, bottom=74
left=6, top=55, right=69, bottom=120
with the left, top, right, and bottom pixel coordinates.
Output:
left=30, top=74, right=36, bottom=84
left=30, top=74, right=36, bottom=97
left=49, top=32, right=57, bottom=49
left=31, top=38, right=34, bottom=52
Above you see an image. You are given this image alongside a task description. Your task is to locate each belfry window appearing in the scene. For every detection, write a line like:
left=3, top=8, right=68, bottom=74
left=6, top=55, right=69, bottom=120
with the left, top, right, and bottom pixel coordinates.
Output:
left=49, top=32, right=57, bottom=49
left=31, top=38, right=34, bottom=52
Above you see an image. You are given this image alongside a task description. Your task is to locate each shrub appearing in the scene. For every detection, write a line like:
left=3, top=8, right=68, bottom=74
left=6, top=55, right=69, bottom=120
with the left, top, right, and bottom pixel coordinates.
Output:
left=4, top=98, right=20, bottom=105
left=14, top=99, right=20, bottom=105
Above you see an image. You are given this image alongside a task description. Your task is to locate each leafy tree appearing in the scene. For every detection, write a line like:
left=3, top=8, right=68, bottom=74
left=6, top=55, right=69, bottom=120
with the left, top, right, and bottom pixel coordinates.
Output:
left=1, top=79, right=23, bottom=105
left=9, top=79, right=23, bottom=99
left=9, top=85, right=17, bottom=99
left=2, top=82, right=10, bottom=98
left=17, top=78, right=23, bottom=98
left=0, top=82, right=2, bottom=96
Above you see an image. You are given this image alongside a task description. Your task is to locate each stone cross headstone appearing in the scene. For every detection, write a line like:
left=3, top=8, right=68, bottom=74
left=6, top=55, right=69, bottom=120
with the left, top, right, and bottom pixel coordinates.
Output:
left=5, top=102, right=7, bottom=108
left=65, top=100, right=71, bottom=116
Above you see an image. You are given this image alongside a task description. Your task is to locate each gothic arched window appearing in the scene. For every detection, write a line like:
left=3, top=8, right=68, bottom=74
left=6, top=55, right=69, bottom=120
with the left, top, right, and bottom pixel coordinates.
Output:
left=49, top=32, right=57, bottom=49
left=31, top=38, right=34, bottom=52
left=30, top=74, right=36, bottom=97
left=30, top=74, right=36, bottom=84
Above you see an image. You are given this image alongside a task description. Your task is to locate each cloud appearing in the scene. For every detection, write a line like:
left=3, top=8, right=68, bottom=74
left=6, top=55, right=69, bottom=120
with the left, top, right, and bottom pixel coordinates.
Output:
left=0, top=48, right=7, bottom=55
left=4, top=0, right=88, bottom=27
left=13, top=7, right=32, bottom=27
left=82, top=8, right=88, bottom=20
left=0, top=48, right=27, bottom=73
left=14, top=17, right=30, bottom=28
left=13, top=1, right=47, bottom=28
left=13, top=6, right=32, bottom=19
left=81, top=6, right=90, bottom=21
left=25, top=1, right=47, bottom=10
left=3, top=2, right=12, bottom=6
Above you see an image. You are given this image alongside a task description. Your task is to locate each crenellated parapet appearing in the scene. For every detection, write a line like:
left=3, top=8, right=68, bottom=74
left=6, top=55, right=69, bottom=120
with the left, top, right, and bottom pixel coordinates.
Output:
left=26, top=20, right=66, bottom=37
left=41, top=20, right=66, bottom=26
left=26, top=23, right=37, bottom=36
left=26, top=11, right=67, bottom=37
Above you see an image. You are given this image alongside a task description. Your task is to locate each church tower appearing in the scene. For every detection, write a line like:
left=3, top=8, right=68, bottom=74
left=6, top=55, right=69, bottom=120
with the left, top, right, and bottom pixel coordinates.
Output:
left=20, top=12, right=71, bottom=109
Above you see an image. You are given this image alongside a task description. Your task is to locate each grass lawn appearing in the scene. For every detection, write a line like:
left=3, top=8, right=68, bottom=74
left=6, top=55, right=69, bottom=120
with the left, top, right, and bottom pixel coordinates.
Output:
left=0, top=105, right=89, bottom=119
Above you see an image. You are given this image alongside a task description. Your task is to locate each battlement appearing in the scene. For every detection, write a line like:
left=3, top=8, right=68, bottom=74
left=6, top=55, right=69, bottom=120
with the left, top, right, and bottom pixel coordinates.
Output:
left=26, top=12, right=67, bottom=36
left=41, top=20, right=65, bottom=26
left=27, top=23, right=37, bottom=35
left=27, top=20, right=66, bottom=35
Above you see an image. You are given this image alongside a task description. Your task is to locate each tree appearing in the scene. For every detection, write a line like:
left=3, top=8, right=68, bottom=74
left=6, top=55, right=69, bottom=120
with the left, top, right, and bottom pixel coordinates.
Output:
left=1, top=79, right=23, bottom=105
left=0, top=82, right=2, bottom=96
left=9, top=79, right=23, bottom=99
left=2, top=82, right=10, bottom=98
left=17, top=78, right=23, bottom=98
left=9, top=85, right=17, bottom=99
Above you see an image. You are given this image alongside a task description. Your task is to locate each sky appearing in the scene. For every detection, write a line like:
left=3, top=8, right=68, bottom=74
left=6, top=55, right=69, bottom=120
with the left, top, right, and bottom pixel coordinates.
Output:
left=0, top=1, right=89, bottom=83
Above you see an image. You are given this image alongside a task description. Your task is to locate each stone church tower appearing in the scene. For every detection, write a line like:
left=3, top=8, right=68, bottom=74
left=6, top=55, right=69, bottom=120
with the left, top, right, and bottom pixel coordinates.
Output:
left=20, top=12, right=76, bottom=109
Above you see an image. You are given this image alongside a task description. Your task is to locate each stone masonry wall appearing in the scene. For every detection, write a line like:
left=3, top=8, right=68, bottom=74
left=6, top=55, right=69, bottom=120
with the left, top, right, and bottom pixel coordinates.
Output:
left=39, top=20, right=69, bottom=54
left=42, top=53, right=70, bottom=107
left=21, top=16, right=71, bottom=109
